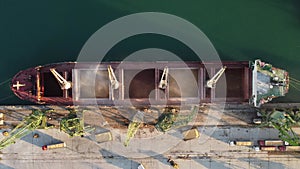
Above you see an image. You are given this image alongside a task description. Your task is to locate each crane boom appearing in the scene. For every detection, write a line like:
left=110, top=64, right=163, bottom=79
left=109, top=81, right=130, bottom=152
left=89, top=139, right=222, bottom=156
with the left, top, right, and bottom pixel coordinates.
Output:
left=159, top=67, right=168, bottom=89
left=0, top=110, right=47, bottom=150
left=124, top=111, right=143, bottom=147
left=60, top=109, right=85, bottom=137
left=108, top=65, right=119, bottom=90
left=206, top=66, right=227, bottom=88
left=50, top=68, right=72, bottom=90
left=108, top=65, right=119, bottom=100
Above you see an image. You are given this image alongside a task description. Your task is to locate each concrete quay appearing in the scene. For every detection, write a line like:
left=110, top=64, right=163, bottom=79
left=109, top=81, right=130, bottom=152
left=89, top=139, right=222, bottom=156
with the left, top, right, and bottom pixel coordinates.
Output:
left=0, top=104, right=299, bottom=169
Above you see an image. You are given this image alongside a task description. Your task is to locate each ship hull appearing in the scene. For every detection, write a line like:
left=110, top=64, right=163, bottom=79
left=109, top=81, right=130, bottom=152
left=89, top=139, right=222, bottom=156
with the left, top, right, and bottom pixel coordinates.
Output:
left=10, top=60, right=286, bottom=106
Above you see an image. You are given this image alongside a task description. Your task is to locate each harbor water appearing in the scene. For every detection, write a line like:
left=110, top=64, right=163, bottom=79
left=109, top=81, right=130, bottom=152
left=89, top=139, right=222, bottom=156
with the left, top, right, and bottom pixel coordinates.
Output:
left=1, top=0, right=300, bottom=104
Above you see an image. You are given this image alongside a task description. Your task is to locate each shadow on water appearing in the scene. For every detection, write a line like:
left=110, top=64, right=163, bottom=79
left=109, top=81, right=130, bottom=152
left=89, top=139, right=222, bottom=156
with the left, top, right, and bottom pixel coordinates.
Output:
left=99, top=148, right=140, bottom=169
left=21, top=130, right=62, bottom=147
left=239, top=157, right=287, bottom=169
left=240, top=49, right=283, bottom=66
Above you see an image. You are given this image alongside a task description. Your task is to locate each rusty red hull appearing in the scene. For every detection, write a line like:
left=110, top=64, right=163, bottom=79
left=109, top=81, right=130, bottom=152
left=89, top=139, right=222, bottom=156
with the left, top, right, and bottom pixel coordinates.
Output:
left=11, top=61, right=252, bottom=106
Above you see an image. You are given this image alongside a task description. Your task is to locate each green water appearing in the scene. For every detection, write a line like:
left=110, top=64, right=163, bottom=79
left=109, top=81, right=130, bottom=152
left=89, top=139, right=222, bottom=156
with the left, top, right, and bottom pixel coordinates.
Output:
left=1, top=0, right=300, bottom=104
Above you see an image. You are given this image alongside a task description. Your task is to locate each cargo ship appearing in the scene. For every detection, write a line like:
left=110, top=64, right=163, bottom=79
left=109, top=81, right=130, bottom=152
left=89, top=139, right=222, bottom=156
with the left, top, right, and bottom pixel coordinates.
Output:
left=10, top=59, right=289, bottom=107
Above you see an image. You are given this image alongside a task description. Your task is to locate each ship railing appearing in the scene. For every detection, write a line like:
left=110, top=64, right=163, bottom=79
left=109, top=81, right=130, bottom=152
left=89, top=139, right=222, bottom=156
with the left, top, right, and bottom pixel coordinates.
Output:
left=252, top=60, right=258, bottom=107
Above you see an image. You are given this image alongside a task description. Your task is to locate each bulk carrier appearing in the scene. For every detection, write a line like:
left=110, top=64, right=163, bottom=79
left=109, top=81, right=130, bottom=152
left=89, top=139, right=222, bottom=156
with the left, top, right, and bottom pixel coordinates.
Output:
left=11, top=59, right=289, bottom=107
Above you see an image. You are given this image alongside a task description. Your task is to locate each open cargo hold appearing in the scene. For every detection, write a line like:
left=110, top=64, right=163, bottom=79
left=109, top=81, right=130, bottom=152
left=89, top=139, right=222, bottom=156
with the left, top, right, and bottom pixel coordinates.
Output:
left=11, top=60, right=288, bottom=107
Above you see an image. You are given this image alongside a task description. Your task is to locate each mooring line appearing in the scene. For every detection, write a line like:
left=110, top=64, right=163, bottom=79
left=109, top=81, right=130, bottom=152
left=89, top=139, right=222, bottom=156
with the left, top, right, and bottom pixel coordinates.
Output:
left=0, top=95, right=14, bottom=102
left=290, top=83, right=300, bottom=92
left=0, top=78, right=11, bottom=86
left=290, top=77, right=300, bottom=83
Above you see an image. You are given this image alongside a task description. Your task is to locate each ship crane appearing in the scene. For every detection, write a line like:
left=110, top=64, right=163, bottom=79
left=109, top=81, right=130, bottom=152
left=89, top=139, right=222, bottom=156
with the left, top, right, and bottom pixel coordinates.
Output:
left=108, top=65, right=119, bottom=100
left=206, top=66, right=227, bottom=88
left=159, top=67, right=169, bottom=89
left=50, top=68, right=72, bottom=90
left=108, top=65, right=119, bottom=90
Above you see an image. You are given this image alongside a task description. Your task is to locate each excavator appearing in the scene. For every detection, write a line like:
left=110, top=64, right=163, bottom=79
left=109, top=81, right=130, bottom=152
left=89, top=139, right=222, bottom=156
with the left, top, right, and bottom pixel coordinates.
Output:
left=206, top=66, right=226, bottom=88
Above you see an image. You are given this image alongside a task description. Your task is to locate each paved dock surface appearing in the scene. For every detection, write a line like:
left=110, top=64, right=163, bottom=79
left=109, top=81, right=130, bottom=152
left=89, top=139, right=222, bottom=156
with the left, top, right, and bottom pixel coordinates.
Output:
left=1, top=127, right=299, bottom=169
left=0, top=104, right=299, bottom=169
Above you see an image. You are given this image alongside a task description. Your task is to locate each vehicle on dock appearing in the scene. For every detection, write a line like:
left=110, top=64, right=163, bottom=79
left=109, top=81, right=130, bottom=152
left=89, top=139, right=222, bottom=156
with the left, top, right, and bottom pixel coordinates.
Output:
left=278, top=146, right=300, bottom=152
left=229, top=141, right=253, bottom=146
left=42, top=142, right=66, bottom=150
left=258, top=145, right=300, bottom=152
left=260, top=146, right=278, bottom=151
left=10, top=60, right=289, bottom=107
left=258, top=140, right=288, bottom=146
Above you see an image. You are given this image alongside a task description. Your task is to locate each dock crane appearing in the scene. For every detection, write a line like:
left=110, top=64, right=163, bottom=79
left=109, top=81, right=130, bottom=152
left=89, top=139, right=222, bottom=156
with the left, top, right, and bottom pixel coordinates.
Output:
left=124, top=111, right=143, bottom=147
left=0, top=110, right=49, bottom=150
left=0, top=108, right=94, bottom=150
left=60, top=108, right=94, bottom=137
left=159, top=67, right=169, bottom=89
left=108, top=65, right=119, bottom=100
left=60, top=108, right=85, bottom=137
left=206, top=66, right=227, bottom=88
left=155, top=106, right=198, bottom=132
left=50, top=68, right=72, bottom=90
left=259, top=110, right=300, bottom=146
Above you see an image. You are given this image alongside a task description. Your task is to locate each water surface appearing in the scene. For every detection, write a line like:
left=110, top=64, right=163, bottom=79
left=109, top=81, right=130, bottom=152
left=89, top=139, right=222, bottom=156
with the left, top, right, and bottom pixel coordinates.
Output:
left=1, top=0, right=300, bottom=104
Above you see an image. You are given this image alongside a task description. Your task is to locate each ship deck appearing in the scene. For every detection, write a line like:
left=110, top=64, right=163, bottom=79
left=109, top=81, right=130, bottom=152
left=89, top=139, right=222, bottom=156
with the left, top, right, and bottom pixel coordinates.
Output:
left=252, top=60, right=289, bottom=107
left=11, top=61, right=252, bottom=106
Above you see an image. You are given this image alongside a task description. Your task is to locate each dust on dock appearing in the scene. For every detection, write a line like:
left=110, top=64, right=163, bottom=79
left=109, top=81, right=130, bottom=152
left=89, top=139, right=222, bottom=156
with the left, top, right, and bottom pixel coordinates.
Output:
left=0, top=103, right=258, bottom=131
